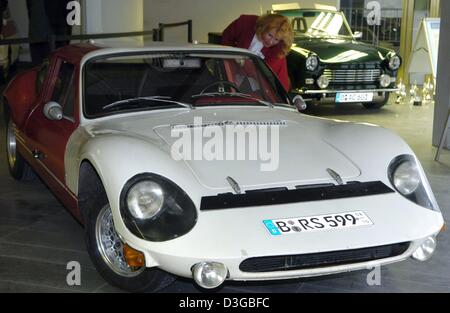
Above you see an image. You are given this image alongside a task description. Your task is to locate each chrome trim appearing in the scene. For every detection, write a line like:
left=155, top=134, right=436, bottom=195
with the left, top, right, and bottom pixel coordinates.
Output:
left=323, top=68, right=381, bottom=84
left=6, top=120, right=17, bottom=170
left=227, top=176, right=242, bottom=195
left=327, top=168, right=344, bottom=185
left=63, top=116, right=76, bottom=123
left=96, top=204, right=144, bottom=277
left=298, top=88, right=398, bottom=95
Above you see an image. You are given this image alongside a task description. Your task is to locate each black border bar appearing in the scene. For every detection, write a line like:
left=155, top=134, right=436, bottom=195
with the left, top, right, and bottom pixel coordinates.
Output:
left=200, top=181, right=395, bottom=211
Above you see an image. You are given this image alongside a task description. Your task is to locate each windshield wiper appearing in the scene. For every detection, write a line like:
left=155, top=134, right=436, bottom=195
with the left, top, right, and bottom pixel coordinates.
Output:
left=103, top=96, right=194, bottom=110
left=191, top=92, right=274, bottom=108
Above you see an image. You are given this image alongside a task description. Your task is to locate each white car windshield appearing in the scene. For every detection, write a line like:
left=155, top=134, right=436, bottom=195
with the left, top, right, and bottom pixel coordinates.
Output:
left=84, top=52, right=289, bottom=118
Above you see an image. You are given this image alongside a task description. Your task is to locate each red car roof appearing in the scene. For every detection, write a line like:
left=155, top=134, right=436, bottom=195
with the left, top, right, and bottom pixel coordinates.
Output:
left=51, top=43, right=101, bottom=65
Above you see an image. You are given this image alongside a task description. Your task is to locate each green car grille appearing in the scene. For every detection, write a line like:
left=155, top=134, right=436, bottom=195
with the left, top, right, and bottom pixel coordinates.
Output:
left=323, top=68, right=381, bottom=84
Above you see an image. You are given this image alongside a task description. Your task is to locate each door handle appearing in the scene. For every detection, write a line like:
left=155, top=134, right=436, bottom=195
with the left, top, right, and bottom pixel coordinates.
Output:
left=32, top=149, right=46, bottom=160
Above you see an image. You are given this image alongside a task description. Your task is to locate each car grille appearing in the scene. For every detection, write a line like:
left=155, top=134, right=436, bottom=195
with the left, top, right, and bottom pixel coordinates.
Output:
left=323, top=68, right=381, bottom=84
left=239, top=242, right=410, bottom=273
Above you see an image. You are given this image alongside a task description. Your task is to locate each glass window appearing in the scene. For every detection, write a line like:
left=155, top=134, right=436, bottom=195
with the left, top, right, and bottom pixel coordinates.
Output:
left=282, top=10, right=352, bottom=38
left=84, top=52, right=289, bottom=118
left=52, top=61, right=75, bottom=118
left=36, top=60, right=50, bottom=95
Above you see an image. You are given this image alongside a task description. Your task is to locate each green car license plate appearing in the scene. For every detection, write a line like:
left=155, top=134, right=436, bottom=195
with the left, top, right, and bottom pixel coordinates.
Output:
left=336, top=92, right=374, bottom=103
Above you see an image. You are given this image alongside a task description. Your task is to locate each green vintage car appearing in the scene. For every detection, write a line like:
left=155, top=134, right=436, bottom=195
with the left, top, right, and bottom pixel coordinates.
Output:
left=279, top=8, right=401, bottom=109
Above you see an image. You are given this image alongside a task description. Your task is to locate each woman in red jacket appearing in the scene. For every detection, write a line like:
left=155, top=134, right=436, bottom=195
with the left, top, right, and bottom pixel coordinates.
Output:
left=222, top=14, right=293, bottom=91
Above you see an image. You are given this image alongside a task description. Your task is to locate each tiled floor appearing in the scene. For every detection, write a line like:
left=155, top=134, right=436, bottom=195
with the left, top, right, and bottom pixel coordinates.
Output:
left=0, top=97, right=449, bottom=293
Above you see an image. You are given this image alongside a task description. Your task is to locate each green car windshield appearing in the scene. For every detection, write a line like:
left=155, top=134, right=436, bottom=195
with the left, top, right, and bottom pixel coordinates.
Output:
left=283, top=10, right=353, bottom=38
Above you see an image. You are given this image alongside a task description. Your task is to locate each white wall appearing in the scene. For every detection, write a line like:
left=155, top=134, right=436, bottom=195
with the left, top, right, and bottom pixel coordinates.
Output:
left=84, top=0, right=144, bottom=44
left=8, top=0, right=88, bottom=61
left=143, top=0, right=340, bottom=43
left=364, top=0, right=402, bottom=10
left=9, top=0, right=145, bottom=52
left=9, top=0, right=340, bottom=60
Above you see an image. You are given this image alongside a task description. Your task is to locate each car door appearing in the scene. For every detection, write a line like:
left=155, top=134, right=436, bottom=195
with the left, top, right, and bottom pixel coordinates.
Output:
left=23, top=57, right=79, bottom=187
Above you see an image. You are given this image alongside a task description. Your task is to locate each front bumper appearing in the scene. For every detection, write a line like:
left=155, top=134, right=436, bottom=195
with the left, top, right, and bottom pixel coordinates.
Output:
left=149, top=238, right=431, bottom=282
left=293, top=88, right=398, bottom=104
left=118, top=193, right=443, bottom=282
left=298, top=88, right=399, bottom=95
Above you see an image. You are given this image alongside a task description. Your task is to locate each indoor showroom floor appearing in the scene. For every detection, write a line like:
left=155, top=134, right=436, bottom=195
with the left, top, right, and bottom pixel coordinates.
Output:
left=0, top=97, right=449, bottom=293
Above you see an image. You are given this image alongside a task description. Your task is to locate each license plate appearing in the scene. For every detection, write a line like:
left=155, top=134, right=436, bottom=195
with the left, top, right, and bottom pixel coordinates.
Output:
left=263, top=211, right=373, bottom=236
left=336, top=92, right=374, bottom=103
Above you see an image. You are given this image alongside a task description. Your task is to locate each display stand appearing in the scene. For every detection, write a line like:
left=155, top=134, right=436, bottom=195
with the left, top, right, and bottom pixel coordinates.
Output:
left=409, top=18, right=440, bottom=81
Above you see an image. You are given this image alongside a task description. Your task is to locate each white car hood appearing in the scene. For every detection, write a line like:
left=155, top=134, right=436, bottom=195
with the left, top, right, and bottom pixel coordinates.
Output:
left=91, top=107, right=361, bottom=190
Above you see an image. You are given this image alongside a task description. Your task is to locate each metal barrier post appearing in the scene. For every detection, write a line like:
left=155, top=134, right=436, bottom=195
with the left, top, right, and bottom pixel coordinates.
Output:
left=49, top=34, right=56, bottom=52
left=152, top=28, right=159, bottom=41
left=188, top=20, right=193, bottom=43
left=158, top=23, right=164, bottom=42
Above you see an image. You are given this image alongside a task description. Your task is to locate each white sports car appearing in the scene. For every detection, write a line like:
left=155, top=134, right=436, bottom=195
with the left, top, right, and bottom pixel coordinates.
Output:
left=3, top=43, right=444, bottom=292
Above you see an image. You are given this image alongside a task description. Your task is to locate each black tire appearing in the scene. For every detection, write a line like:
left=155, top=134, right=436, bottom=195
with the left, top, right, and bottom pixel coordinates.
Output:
left=362, top=93, right=390, bottom=109
left=4, top=106, right=34, bottom=181
left=85, top=189, right=176, bottom=293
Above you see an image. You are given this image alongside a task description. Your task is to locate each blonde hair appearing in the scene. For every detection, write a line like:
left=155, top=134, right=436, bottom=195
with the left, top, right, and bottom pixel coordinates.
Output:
left=255, top=14, right=293, bottom=57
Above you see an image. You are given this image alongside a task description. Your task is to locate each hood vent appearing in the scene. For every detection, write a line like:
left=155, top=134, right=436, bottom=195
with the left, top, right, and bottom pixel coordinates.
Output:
left=172, top=120, right=288, bottom=130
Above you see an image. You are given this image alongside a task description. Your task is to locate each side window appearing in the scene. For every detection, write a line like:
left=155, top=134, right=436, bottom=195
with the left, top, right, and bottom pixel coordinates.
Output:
left=36, top=60, right=50, bottom=95
left=51, top=60, right=76, bottom=119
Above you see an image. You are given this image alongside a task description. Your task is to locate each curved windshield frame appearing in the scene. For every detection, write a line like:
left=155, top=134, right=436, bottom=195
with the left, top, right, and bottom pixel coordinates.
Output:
left=284, top=9, right=354, bottom=39
left=83, top=51, right=291, bottom=119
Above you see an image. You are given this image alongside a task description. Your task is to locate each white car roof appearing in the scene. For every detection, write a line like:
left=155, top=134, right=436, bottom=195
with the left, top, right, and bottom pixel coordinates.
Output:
left=83, top=40, right=257, bottom=61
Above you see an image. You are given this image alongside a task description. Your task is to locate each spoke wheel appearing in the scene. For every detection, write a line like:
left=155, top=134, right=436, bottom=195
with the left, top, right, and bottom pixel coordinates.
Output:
left=6, top=119, right=17, bottom=171
left=95, top=205, right=144, bottom=278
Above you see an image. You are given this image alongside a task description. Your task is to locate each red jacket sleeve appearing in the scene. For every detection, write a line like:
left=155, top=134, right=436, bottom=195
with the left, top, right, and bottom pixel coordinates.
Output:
left=266, top=56, right=290, bottom=92
left=222, top=16, right=244, bottom=47
left=222, top=15, right=258, bottom=48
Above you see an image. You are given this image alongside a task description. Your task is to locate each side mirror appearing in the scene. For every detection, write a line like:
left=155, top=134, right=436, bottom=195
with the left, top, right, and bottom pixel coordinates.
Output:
left=43, top=101, right=63, bottom=121
left=353, top=31, right=363, bottom=40
left=293, top=95, right=307, bottom=112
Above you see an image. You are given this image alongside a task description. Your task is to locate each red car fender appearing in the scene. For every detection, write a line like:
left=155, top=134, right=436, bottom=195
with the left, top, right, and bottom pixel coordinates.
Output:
left=3, top=69, right=39, bottom=129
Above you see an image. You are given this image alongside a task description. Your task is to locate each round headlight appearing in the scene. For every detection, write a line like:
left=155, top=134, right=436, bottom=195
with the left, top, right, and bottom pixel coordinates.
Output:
left=127, top=181, right=164, bottom=220
left=389, top=55, right=401, bottom=70
left=412, top=237, right=436, bottom=262
left=393, top=160, right=421, bottom=196
left=317, top=75, right=330, bottom=89
left=121, top=174, right=198, bottom=242
left=380, top=74, right=391, bottom=88
left=192, top=262, right=228, bottom=289
left=306, top=55, right=319, bottom=71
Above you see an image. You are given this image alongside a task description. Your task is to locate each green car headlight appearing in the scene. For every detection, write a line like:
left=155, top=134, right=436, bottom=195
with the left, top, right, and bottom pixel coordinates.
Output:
left=306, top=55, right=319, bottom=71
left=389, top=55, right=401, bottom=71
